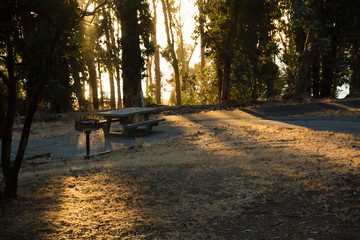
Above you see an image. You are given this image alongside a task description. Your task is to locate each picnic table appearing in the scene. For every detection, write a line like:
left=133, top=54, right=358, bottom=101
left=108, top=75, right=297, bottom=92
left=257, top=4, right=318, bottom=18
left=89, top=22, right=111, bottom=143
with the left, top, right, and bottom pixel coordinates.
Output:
left=96, top=107, right=165, bottom=135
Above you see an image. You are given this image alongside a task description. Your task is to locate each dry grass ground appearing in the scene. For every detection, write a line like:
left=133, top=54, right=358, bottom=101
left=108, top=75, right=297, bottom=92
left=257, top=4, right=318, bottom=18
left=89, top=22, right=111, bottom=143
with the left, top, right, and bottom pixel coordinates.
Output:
left=1, top=111, right=360, bottom=239
left=13, top=120, right=75, bottom=140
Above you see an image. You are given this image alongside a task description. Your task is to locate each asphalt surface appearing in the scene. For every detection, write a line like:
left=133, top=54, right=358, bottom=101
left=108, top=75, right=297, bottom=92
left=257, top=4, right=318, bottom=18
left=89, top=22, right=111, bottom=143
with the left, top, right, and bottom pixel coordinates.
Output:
left=184, top=110, right=360, bottom=135
left=6, top=124, right=187, bottom=160
left=241, top=99, right=360, bottom=135
left=2, top=99, right=359, bottom=160
left=242, top=99, right=360, bottom=116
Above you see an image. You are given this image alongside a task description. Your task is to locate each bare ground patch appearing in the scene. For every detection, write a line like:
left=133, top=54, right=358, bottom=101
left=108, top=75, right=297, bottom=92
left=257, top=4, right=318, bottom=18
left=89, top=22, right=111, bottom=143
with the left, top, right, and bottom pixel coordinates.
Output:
left=1, top=116, right=360, bottom=239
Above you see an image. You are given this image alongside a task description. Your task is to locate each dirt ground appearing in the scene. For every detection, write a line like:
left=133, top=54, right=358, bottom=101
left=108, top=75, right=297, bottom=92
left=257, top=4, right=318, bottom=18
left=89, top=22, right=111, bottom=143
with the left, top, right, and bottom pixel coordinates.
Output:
left=1, top=110, right=360, bottom=239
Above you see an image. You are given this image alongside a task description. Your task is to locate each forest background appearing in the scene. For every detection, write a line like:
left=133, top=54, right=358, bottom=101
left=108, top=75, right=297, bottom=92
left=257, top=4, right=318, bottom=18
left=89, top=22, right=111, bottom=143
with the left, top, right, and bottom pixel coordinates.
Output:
left=0, top=0, right=360, bottom=197
left=2, top=0, right=360, bottom=114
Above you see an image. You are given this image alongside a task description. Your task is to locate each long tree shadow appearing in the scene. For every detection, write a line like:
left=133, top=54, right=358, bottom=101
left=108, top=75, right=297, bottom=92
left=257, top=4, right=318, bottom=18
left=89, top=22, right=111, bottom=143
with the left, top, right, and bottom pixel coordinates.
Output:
left=1, top=111, right=359, bottom=239
left=169, top=114, right=360, bottom=239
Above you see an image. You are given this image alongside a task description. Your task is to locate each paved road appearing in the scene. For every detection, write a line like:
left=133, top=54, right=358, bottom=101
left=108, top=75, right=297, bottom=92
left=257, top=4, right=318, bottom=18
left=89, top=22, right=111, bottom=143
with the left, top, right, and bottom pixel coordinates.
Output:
left=5, top=124, right=187, bottom=160
left=242, top=99, right=360, bottom=135
left=185, top=110, right=360, bottom=135
left=184, top=99, right=360, bottom=135
left=2, top=99, right=359, bottom=160
left=184, top=100, right=360, bottom=134
left=241, top=99, right=360, bottom=116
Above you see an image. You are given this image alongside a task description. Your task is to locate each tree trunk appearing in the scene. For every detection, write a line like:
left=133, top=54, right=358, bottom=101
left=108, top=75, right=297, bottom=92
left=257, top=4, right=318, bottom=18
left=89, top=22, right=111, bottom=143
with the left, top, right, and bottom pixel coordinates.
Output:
left=320, top=56, right=334, bottom=98
left=152, top=0, right=162, bottom=104
left=70, top=56, right=87, bottom=111
left=1, top=41, right=17, bottom=198
left=216, top=58, right=223, bottom=101
left=103, top=12, right=116, bottom=109
left=119, top=0, right=143, bottom=107
left=108, top=71, right=116, bottom=109
left=115, top=67, right=122, bottom=109
left=146, top=55, right=153, bottom=95
left=222, top=0, right=240, bottom=104
left=97, top=63, right=104, bottom=109
left=86, top=56, right=99, bottom=110
left=251, top=55, right=260, bottom=102
left=198, top=1, right=205, bottom=70
left=320, top=26, right=337, bottom=98
left=2, top=30, right=62, bottom=198
left=154, top=46, right=161, bottom=104
left=178, top=22, right=186, bottom=83
left=116, top=23, right=122, bottom=109
left=350, top=32, right=360, bottom=95
left=294, top=0, right=323, bottom=99
left=312, top=48, right=320, bottom=98
left=161, top=0, right=181, bottom=105
left=0, top=92, right=5, bottom=139
left=266, top=80, right=275, bottom=100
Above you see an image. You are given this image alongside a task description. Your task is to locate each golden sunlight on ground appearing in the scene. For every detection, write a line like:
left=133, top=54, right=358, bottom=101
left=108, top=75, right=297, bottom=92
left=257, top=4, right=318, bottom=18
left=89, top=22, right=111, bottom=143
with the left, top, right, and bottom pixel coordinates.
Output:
left=2, top=113, right=359, bottom=238
left=13, top=121, right=75, bottom=140
left=165, top=113, right=359, bottom=186
left=40, top=172, right=146, bottom=239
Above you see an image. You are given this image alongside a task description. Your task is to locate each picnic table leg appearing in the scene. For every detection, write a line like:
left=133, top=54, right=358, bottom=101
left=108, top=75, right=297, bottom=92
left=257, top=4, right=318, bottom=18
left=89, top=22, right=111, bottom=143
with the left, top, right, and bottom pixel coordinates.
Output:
left=143, top=113, right=150, bottom=121
left=128, top=115, right=135, bottom=123
left=146, top=124, right=153, bottom=133
left=104, top=117, right=112, bottom=133
left=124, top=128, right=133, bottom=137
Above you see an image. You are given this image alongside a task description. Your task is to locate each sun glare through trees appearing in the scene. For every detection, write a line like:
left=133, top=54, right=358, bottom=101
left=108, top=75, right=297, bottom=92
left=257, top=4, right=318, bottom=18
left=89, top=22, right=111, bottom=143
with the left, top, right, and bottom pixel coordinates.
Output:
left=0, top=1, right=360, bottom=237
left=0, top=0, right=359, bottom=112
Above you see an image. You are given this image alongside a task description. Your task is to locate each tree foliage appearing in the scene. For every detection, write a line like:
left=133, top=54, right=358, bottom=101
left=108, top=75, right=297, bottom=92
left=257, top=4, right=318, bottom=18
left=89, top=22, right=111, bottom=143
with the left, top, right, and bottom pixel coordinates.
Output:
left=194, top=0, right=360, bottom=102
left=0, top=0, right=82, bottom=198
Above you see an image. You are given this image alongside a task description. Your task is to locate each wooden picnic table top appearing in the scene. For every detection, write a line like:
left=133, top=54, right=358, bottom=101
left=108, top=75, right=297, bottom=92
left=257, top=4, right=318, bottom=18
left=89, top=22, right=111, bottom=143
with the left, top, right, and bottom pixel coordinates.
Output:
left=96, top=107, right=160, bottom=118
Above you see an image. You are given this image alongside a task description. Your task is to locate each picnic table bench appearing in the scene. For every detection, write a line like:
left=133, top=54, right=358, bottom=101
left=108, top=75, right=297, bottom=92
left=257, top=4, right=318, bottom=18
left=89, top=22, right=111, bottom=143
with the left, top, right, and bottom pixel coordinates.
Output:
left=96, top=107, right=165, bottom=136
left=75, top=108, right=165, bottom=157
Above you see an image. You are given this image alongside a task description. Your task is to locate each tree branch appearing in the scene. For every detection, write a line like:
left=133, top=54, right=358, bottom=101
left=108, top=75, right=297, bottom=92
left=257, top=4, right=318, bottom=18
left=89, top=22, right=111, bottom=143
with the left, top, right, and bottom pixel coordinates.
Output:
left=186, top=42, right=198, bottom=69
left=35, top=0, right=109, bottom=31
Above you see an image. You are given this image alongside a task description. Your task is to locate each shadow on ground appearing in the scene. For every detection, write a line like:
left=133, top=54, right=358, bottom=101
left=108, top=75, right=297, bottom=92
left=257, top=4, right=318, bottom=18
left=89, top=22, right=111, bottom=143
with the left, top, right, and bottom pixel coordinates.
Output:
left=1, top=124, right=187, bottom=160
left=2, top=99, right=359, bottom=160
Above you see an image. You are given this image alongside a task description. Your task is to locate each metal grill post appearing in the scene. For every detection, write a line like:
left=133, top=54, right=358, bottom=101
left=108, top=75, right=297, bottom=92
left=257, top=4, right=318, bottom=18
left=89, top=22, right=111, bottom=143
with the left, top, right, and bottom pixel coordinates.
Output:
left=85, top=130, right=91, bottom=157
left=75, top=119, right=100, bottom=158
